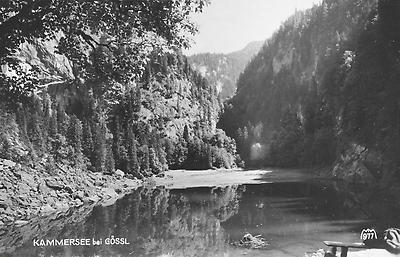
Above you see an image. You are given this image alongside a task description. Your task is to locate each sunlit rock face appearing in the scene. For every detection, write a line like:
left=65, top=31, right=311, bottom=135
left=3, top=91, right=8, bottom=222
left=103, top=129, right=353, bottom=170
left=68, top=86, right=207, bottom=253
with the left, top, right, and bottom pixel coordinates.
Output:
left=188, top=41, right=263, bottom=101
left=2, top=35, right=74, bottom=84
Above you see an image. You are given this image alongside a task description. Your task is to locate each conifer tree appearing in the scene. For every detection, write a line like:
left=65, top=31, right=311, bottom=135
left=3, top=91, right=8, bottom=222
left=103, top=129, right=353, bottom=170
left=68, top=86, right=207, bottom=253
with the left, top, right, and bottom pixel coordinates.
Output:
left=28, top=98, right=45, bottom=151
left=105, top=144, right=115, bottom=175
left=183, top=125, right=190, bottom=142
left=49, top=109, right=58, bottom=138
left=140, top=145, right=150, bottom=176
left=93, top=111, right=107, bottom=173
left=164, top=138, right=175, bottom=167
left=112, top=116, right=126, bottom=170
left=82, top=120, right=94, bottom=163
left=127, top=129, right=140, bottom=178
left=57, top=103, right=69, bottom=136
left=149, top=147, right=162, bottom=174
left=68, top=115, right=84, bottom=166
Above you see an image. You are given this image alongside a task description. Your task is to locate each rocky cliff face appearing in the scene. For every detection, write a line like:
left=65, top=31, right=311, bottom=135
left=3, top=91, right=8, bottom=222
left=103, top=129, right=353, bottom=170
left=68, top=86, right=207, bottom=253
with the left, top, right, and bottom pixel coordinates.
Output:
left=222, top=0, right=378, bottom=132
left=188, top=41, right=263, bottom=100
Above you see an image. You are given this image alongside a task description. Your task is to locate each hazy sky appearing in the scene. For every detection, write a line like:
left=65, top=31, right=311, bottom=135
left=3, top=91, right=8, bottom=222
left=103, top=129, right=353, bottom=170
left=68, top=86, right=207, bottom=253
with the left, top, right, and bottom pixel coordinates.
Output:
left=185, top=0, right=321, bottom=55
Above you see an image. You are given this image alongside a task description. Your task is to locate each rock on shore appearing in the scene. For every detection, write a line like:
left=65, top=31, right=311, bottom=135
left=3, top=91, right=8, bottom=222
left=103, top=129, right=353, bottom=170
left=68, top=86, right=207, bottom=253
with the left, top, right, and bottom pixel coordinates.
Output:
left=0, top=158, right=141, bottom=226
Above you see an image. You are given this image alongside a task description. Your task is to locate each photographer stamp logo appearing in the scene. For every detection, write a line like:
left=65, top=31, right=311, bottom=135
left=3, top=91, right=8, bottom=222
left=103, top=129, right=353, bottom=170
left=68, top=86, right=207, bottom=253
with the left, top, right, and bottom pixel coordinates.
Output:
left=360, top=229, right=377, bottom=240
left=33, top=236, right=130, bottom=247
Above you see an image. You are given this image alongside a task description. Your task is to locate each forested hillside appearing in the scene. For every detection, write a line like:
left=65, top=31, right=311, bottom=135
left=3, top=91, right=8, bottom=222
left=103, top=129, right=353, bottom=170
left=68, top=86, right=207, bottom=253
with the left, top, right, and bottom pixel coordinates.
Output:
left=0, top=0, right=240, bottom=181
left=220, top=0, right=400, bottom=183
left=188, top=41, right=263, bottom=100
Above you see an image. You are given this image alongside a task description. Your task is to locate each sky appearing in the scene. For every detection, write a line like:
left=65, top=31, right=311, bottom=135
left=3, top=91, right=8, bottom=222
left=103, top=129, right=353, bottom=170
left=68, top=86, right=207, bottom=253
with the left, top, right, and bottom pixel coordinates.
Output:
left=185, top=0, right=322, bottom=55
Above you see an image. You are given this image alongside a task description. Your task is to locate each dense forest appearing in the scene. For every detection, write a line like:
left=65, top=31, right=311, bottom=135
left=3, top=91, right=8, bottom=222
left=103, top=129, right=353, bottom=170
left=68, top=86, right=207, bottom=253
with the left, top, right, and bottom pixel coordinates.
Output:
left=188, top=41, right=263, bottom=100
left=0, top=0, right=240, bottom=180
left=220, top=0, right=400, bottom=183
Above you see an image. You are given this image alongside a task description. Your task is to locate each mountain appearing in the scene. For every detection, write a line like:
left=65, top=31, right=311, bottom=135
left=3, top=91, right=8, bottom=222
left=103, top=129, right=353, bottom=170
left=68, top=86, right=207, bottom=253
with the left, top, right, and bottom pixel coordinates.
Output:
left=188, top=41, right=263, bottom=100
left=0, top=43, right=241, bottom=181
left=220, top=0, right=400, bottom=183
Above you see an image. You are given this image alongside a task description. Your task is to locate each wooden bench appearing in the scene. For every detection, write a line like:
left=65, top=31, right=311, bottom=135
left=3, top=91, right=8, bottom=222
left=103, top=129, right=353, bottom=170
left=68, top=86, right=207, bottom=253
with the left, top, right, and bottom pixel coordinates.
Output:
left=323, top=241, right=367, bottom=257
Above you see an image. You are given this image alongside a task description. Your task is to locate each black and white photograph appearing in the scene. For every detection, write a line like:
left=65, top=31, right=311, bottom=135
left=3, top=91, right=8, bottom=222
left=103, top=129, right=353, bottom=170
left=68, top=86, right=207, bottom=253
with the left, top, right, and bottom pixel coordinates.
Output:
left=1, top=0, right=400, bottom=256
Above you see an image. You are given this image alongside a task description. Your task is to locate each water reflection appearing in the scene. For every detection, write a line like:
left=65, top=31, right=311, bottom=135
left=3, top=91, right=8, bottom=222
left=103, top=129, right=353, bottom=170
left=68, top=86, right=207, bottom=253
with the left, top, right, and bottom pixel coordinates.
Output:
left=2, top=185, right=245, bottom=257
left=2, top=178, right=400, bottom=257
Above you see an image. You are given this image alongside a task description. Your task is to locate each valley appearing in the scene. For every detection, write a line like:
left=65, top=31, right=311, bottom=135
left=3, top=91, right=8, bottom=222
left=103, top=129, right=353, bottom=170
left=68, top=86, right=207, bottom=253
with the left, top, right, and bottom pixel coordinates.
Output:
left=1, top=0, right=400, bottom=256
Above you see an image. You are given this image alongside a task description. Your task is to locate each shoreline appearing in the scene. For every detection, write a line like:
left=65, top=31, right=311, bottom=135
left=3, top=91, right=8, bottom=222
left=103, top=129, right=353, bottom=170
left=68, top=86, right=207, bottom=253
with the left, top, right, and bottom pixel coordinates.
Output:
left=154, top=168, right=272, bottom=189
left=1, top=164, right=398, bottom=257
left=0, top=158, right=142, bottom=227
left=0, top=165, right=297, bottom=226
left=0, top=162, right=379, bottom=227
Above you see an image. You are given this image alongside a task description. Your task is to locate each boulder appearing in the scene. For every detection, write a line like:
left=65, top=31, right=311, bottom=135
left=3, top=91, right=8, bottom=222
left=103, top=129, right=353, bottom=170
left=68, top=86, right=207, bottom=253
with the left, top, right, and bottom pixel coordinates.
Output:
left=40, top=204, right=55, bottom=215
left=37, top=182, right=50, bottom=194
left=2, top=181, right=12, bottom=189
left=14, top=220, right=29, bottom=227
left=72, top=199, right=83, bottom=207
left=94, top=180, right=104, bottom=187
left=84, top=195, right=101, bottom=204
left=21, top=173, right=36, bottom=188
left=115, top=169, right=125, bottom=178
left=0, top=194, right=12, bottom=210
left=45, top=178, right=65, bottom=190
left=2, top=215, right=14, bottom=223
left=101, top=188, right=118, bottom=199
left=73, top=191, right=85, bottom=201
left=0, top=159, right=16, bottom=169
left=53, top=202, right=69, bottom=212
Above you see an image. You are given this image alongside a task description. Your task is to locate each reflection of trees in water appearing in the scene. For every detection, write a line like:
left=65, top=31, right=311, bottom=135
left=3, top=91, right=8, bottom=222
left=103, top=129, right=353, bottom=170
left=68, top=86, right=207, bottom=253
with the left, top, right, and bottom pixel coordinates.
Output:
left=5, top=185, right=245, bottom=257
left=0, top=205, right=95, bottom=256
left=326, top=181, right=400, bottom=229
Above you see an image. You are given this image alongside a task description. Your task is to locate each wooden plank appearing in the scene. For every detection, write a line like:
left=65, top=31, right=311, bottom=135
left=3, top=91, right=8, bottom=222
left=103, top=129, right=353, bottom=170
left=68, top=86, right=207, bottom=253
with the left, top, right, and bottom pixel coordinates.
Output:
left=331, top=246, right=337, bottom=255
left=323, top=241, right=367, bottom=249
left=340, top=247, right=348, bottom=257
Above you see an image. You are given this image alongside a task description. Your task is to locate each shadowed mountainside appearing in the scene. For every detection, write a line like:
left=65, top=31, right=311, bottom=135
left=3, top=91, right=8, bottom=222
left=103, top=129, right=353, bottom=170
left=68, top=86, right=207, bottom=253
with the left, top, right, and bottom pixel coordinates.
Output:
left=188, top=41, right=263, bottom=100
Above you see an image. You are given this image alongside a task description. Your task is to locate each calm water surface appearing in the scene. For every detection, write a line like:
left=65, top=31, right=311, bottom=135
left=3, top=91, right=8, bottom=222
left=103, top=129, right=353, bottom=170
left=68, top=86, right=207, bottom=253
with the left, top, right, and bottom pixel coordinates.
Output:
left=1, top=169, right=399, bottom=257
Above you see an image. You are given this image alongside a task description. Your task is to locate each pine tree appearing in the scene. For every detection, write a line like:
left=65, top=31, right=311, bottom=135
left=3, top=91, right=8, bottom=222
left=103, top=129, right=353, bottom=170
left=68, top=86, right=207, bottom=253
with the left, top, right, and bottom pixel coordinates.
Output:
left=157, top=145, right=168, bottom=171
left=28, top=97, right=44, bottom=152
left=207, top=143, right=213, bottom=168
left=112, top=116, right=125, bottom=169
left=68, top=115, right=84, bottom=166
left=149, top=147, right=162, bottom=174
left=183, top=125, right=190, bottom=142
left=127, top=129, right=140, bottom=178
left=82, top=120, right=94, bottom=163
left=172, top=138, right=188, bottom=169
left=57, top=102, right=69, bottom=136
left=164, top=138, right=175, bottom=167
left=93, top=111, right=107, bottom=173
left=105, top=144, right=115, bottom=175
left=42, top=93, right=52, bottom=150
left=16, top=106, right=28, bottom=140
left=49, top=109, right=58, bottom=138
left=140, top=145, right=150, bottom=176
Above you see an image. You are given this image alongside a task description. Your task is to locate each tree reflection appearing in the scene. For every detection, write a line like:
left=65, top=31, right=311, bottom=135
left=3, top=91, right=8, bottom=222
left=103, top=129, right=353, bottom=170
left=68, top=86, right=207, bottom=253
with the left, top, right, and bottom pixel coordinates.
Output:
left=2, top=185, right=245, bottom=257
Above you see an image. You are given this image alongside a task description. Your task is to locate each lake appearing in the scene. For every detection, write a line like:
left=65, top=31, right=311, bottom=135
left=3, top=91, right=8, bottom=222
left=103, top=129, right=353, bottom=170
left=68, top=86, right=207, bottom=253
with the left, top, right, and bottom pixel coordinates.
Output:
left=1, top=169, right=399, bottom=257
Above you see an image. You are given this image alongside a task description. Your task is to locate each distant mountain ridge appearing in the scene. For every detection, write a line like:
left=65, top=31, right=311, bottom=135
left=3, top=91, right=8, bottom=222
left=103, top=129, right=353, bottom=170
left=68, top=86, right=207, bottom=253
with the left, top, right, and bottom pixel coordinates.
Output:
left=188, top=41, right=263, bottom=100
